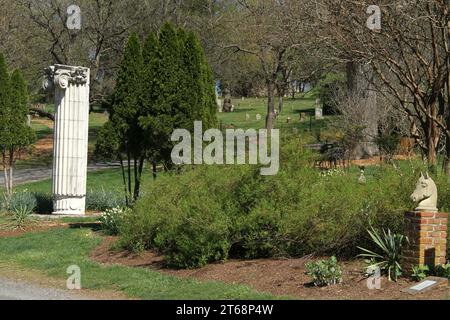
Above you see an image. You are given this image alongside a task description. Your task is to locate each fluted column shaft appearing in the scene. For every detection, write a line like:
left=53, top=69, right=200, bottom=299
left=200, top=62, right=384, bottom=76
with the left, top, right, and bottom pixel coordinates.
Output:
left=43, top=65, right=90, bottom=215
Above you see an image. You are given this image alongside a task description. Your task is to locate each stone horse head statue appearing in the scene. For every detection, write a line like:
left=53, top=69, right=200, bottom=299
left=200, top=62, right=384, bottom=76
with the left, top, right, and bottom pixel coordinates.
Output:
left=410, top=172, right=438, bottom=213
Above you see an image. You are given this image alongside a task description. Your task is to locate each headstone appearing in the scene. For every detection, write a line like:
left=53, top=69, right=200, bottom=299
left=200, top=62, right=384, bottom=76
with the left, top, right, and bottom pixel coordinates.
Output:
left=256, top=114, right=262, bottom=121
left=315, top=107, right=324, bottom=120
left=27, top=115, right=32, bottom=127
left=216, top=91, right=222, bottom=113
left=286, top=117, right=292, bottom=124
left=245, top=113, right=250, bottom=121
left=358, top=166, right=366, bottom=184
left=315, top=98, right=324, bottom=120
left=43, top=65, right=90, bottom=215
left=300, top=112, right=306, bottom=123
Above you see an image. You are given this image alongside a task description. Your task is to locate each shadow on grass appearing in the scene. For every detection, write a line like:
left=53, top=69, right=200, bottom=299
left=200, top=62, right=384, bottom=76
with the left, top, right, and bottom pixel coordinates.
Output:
left=69, top=222, right=102, bottom=231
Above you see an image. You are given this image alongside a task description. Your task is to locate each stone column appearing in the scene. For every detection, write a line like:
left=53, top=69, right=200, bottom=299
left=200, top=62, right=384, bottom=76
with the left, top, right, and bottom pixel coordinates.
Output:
left=43, top=65, right=90, bottom=215
left=404, top=211, right=448, bottom=271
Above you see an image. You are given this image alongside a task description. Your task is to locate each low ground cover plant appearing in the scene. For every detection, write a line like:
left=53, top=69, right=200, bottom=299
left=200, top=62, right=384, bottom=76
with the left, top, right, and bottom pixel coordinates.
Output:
left=306, top=256, right=342, bottom=286
left=410, top=263, right=450, bottom=282
left=100, top=207, right=130, bottom=236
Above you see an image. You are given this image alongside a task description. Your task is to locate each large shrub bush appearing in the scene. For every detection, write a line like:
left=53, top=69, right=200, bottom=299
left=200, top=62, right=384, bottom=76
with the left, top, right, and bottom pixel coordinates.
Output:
left=119, top=137, right=447, bottom=268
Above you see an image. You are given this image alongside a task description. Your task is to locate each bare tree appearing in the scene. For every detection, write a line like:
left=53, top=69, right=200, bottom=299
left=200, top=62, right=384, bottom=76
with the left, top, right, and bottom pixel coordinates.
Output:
left=219, top=0, right=311, bottom=129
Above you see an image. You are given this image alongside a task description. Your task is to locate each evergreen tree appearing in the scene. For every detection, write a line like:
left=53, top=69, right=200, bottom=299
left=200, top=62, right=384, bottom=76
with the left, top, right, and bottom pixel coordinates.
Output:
left=0, top=52, right=11, bottom=195
left=97, top=25, right=219, bottom=200
left=108, top=33, right=145, bottom=203
left=0, top=55, right=35, bottom=198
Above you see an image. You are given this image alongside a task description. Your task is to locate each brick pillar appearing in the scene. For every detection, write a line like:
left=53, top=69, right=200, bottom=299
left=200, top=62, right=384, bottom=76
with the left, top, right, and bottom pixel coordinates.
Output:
left=404, top=212, right=448, bottom=272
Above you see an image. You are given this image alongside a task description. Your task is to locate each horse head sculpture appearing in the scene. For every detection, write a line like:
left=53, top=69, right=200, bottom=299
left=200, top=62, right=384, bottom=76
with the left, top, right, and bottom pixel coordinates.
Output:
left=410, top=172, right=438, bottom=213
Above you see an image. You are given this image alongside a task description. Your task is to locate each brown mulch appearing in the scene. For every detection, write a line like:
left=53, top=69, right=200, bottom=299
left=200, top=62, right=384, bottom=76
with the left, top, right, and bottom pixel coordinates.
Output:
left=91, top=237, right=450, bottom=300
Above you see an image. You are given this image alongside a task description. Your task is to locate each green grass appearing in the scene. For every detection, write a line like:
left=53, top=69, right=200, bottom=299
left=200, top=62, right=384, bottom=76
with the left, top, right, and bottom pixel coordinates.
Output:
left=218, top=97, right=329, bottom=134
left=0, top=227, right=277, bottom=299
left=16, top=167, right=158, bottom=194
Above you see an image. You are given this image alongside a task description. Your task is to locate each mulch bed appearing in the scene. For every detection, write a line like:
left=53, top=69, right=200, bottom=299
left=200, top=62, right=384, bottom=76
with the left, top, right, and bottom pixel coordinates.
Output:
left=91, top=237, right=450, bottom=300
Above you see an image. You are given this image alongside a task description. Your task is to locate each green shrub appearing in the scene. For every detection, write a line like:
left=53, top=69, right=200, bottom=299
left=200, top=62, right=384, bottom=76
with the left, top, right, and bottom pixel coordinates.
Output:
left=306, top=256, right=342, bottom=286
left=435, top=264, right=450, bottom=279
left=86, top=189, right=126, bottom=211
left=33, top=193, right=53, bottom=214
left=8, top=191, right=37, bottom=214
left=100, top=207, right=130, bottom=236
left=120, top=167, right=237, bottom=268
left=118, top=137, right=447, bottom=269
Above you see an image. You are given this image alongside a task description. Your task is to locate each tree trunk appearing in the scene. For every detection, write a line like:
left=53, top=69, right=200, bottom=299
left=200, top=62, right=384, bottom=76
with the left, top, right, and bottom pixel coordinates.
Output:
left=278, top=95, right=283, bottom=113
left=152, top=162, right=157, bottom=180
left=8, top=148, right=13, bottom=195
left=346, top=61, right=379, bottom=159
left=266, top=79, right=276, bottom=130
left=445, top=130, right=450, bottom=176
left=118, top=155, right=129, bottom=206
left=426, top=103, right=439, bottom=171
left=133, top=157, right=144, bottom=201
left=2, top=149, right=9, bottom=198
left=127, top=150, right=132, bottom=202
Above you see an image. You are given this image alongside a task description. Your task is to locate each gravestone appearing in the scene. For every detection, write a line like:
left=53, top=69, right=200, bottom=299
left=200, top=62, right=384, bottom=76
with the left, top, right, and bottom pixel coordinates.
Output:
left=315, top=98, right=324, bottom=120
left=43, top=65, right=90, bottom=215
left=315, top=107, right=324, bottom=120
left=216, top=91, right=223, bottom=113
left=245, top=113, right=250, bottom=121
left=286, top=117, right=292, bottom=124
left=256, top=114, right=262, bottom=121
left=299, top=112, right=306, bottom=123
left=358, top=166, right=367, bottom=184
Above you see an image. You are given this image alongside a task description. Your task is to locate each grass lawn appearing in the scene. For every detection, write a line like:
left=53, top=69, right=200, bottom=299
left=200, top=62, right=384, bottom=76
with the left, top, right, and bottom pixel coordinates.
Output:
left=0, top=227, right=276, bottom=300
left=16, top=167, right=157, bottom=194
left=218, top=97, right=329, bottom=134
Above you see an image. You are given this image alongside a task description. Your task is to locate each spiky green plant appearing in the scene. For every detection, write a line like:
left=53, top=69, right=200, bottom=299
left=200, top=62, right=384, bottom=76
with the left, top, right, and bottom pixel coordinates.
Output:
left=358, top=227, right=408, bottom=282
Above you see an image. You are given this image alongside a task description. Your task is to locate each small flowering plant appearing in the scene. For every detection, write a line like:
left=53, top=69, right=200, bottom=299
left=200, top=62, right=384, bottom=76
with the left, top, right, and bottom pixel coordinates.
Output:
left=99, top=206, right=131, bottom=235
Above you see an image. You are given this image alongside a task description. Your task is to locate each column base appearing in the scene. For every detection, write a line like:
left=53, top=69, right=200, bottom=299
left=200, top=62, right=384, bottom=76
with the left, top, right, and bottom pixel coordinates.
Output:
left=53, top=195, right=86, bottom=215
left=403, top=211, right=448, bottom=272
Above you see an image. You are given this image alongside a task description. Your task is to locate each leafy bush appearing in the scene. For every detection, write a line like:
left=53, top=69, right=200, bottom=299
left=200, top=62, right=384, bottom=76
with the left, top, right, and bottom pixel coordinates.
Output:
left=33, top=193, right=53, bottom=214
left=100, top=207, right=130, bottom=235
left=306, top=256, right=342, bottom=286
left=358, top=228, right=408, bottom=282
left=86, top=189, right=126, bottom=212
left=435, top=264, right=450, bottom=279
left=411, top=265, right=430, bottom=282
left=119, top=137, right=445, bottom=269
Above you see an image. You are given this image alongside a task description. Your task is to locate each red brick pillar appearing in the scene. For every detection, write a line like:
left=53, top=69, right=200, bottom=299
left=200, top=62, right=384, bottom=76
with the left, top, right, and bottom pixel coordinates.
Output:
left=404, top=212, right=448, bottom=272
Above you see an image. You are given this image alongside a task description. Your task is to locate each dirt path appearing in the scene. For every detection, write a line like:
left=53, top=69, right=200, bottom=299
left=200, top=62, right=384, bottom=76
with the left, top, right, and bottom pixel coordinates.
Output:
left=0, top=163, right=121, bottom=186
left=0, top=276, right=95, bottom=300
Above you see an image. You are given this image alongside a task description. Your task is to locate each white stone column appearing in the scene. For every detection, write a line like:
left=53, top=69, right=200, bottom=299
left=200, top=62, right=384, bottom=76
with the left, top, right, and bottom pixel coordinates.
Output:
left=43, top=65, right=90, bottom=215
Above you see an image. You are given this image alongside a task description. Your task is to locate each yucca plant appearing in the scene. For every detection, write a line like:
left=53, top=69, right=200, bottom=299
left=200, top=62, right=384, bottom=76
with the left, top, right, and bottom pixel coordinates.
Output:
left=9, top=204, right=34, bottom=230
left=358, top=227, right=408, bottom=282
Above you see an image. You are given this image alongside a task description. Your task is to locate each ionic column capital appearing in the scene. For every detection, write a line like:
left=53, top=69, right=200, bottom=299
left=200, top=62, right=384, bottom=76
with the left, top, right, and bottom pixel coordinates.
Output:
left=43, top=64, right=90, bottom=91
